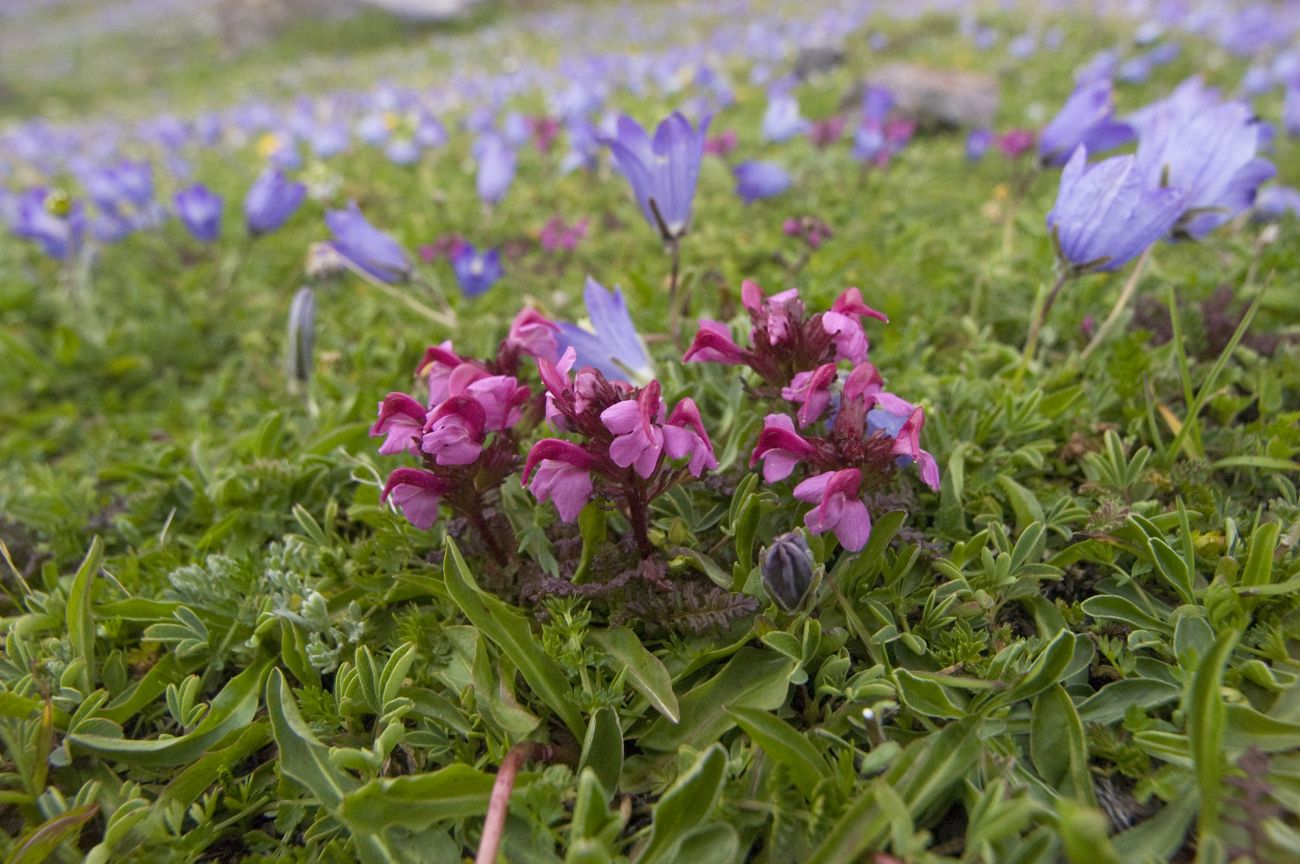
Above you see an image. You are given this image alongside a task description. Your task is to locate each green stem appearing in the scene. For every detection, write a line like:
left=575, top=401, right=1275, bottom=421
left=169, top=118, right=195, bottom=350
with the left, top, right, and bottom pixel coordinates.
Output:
left=1019, top=268, right=1072, bottom=376
left=1080, top=247, right=1153, bottom=361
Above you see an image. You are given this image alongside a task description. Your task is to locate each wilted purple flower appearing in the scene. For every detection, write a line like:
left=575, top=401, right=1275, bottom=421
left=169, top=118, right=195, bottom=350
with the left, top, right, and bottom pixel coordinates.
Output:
left=475, top=134, right=516, bottom=206
left=558, top=277, right=653, bottom=383
left=326, top=203, right=411, bottom=284
left=809, top=117, right=845, bottom=148
left=451, top=244, right=503, bottom=297
left=734, top=161, right=791, bottom=203
left=1039, top=78, right=1134, bottom=166
left=762, top=91, right=808, bottom=142
left=1137, top=101, right=1276, bottom=238
left=602, top=111, right=710, bottom=241
left=1047, top=146, right=1186, bottom=273
left=245, top=167, right=305, bottom=235
left=173, top=184, right=223, bottom=243
left=13, top=188, right=85, bottom=260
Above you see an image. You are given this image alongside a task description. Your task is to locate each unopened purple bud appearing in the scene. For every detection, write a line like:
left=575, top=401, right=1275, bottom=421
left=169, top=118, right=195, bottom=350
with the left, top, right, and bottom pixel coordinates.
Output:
left=287, top=287, right=316, bottom=385
left=762, top=531, right=815, bottom=613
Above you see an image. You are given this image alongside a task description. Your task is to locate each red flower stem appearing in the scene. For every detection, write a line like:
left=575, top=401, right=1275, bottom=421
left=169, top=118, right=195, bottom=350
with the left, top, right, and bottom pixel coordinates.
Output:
left=475, top=742, right=541, bottom=864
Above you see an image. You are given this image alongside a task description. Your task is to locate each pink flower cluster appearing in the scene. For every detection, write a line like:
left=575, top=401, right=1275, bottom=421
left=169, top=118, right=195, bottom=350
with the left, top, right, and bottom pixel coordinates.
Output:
left=782, top=215, right=833, bottom=249
left=372, top=308, right=560, bottom=547
left=684, top=279, right=886, bottom=388
left=523, top=348, right=716, bottom=554
left=685, top=283, right=938, bottom=552
left=539, top=216, right=589, bottom=252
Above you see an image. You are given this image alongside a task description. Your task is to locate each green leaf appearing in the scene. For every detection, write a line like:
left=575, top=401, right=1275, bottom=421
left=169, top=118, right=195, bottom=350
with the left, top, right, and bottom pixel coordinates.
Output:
left=726, top=706, right=829, bottom=799
left=639, top=648, right=792, bottom=752
left=990, top=630, right=1076, bottom=709
left=894, top=669, right=968, bottom=719
left=1076, top=679, right=1181, bottom=724
left=1148, top=537, right=1194, bottom=605
left=580, top=706, right=623, bottom=793
left=1080, top=596, right=1171, bottom=633
left=675, top=823, right=740, bottom=864
left=67, top=536, right=104, bottom=692
left=1189, top=629, right=1238, bottom=838
left=6, top=803, right=99, bottom=864
left=442, top=540, right=584, bottom=738
left=1056, top=800, right=1120, bottom=864
left=573, top=503, right=607, bottom=584
left=265, top=667, right=357, bottom=810
left=1239, top=522, right=1281, bottom=588
left=155, top=721, right=272, bottom=814
left=998, top=476, right=1044, bottom=532
left=69, top=657, right=271, bottom=768
left=1030, top=685, right=1096, bottom=805
left=340, top=764, right=498, bottom=833
left=637, top=744, right=727, bottom=864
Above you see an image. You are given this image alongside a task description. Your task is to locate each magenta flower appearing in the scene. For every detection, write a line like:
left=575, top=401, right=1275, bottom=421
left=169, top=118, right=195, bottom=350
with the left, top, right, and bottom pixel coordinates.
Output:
left=455, top=375, right=529, bottom=431
left=522, top=439, right=600, bottom=522
left=750, top=414, right=816, bottom=482
left=420, top=395, right=487, bottom=466
left=381, top=468, right=450, bottom=530
left=539, top=216, right=589, bottom=252
left=600, top=381, right=666, bottom=478
left=793, top=468, right=871, bottom=551
left=809, top=117, right=846, bottom=148
left=742, top=281, right=800, bottom=346
left=663, top=399, right=718, bottom=476
left=505, top=308, right=560, bottom=363
left=683, top=320, right=747, bottom=365
left=782, top=363, right=838, bottom=427
left=704, top=129, right=737, bottom=157
left=822, top=288, right=888, bottom=363
left=892, top=406, right=941, bottom=491
left=371, top=393, right=428, bottom=456
left=416, top=342, right=466, bottom=406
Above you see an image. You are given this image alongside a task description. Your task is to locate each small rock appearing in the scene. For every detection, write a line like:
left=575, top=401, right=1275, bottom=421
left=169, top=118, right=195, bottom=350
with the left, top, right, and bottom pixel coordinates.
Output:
left=861, top=63, right=1000, bottom=129
left=794, top=45, right=846, bottom=81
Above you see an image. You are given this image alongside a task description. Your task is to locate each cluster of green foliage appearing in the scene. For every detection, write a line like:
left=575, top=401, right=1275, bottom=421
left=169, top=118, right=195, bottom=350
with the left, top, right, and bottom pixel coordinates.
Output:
left=1, top=1, right=1299, bottom=861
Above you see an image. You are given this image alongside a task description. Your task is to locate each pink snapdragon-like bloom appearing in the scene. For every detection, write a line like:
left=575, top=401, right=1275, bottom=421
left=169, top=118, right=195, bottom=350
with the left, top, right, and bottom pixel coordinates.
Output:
left=455, top=374, right=529, bottom=431
left=793, top=468, right=871, bottom=551
left=371, top=392, right=428, bottom=456
left=421, top=395, right=487, bottom=466
left=704, top=129, right=738, bottom=156
left=782, top=363, right=838, bottom=427
left=539, top=347, right=577, bottom=429
left=417, top=342, right=468, bottom=406
left=750, top=414, right=816, bottom=482
left=506, top=308, right=560, bottom=363
left=742, top=280, right=801, bottom=346
left=809, top=116, right=846, bottom=148
left=663, top=398, right=718, bottom=476
left=600, top=380, right=665, bottom=478
left=683, top=320, right=747, bottom=364
left=843, top=362, right=885, bottom=402
left=822, top=288, right=888, bottom=364
left=381, top=468, right=451, bottom=530
left=539, top=216, right=589, bottom=252
left=892, top=406, right=941, bottom=491
left=997, top=129, right=1036, bottom=159
left=522, top=439, right=600, bottom=521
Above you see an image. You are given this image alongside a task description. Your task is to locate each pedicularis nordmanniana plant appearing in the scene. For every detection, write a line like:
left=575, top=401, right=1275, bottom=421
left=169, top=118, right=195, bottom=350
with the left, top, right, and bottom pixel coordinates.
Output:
left=371, top=275, right=937, bottom=618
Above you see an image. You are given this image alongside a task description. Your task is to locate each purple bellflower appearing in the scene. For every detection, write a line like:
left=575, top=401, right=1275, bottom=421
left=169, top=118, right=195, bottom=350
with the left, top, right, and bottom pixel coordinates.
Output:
left=13, top=188, right=85, bottom=260
left=557, top=277, right=654, bottom=384
left=1137, top=101, right=1276, bottom=238
left=173, top=184, right=223, bottom=243
left=1039, top=78, right=1134, bottom=166
left=475, top=134, right=517, bottom=206
left=602, top=111, right=710, bottom=242
left=762, top=91, right=809, bottom=142
left=245, top=167, right=305, bottom=235
left=451, top=244, right=504, bottom=297
left=1047, top=146, right=1186, bottom=273
left=326, top=203, right=412, bottom=284
left=733, top=161, right=792, bottom=203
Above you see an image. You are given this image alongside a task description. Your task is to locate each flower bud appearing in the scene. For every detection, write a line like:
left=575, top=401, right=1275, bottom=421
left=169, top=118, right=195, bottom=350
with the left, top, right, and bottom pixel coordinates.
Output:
left=286, top=287, right=316, bottom=385
left=761, top=531, right=815, bottom=612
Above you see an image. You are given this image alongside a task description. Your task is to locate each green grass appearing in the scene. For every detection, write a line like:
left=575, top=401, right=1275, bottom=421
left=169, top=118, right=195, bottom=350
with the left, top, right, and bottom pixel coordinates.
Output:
left=1, top=2, right=1299, bottom=862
